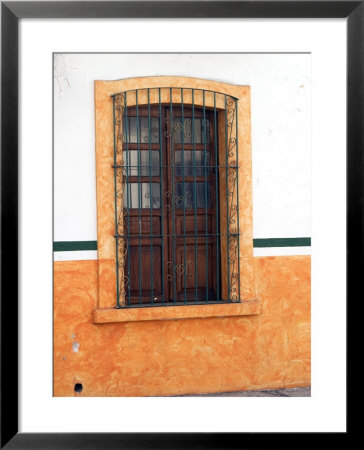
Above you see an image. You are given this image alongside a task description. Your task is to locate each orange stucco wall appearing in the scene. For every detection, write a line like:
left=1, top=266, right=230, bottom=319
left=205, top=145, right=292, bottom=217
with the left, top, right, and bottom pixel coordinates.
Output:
left=53, top=255, right=310, bottom=396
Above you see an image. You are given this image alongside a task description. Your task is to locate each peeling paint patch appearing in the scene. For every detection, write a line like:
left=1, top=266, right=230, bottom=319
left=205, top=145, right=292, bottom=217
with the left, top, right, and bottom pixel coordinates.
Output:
left=72, top=341, right=80, bottom=353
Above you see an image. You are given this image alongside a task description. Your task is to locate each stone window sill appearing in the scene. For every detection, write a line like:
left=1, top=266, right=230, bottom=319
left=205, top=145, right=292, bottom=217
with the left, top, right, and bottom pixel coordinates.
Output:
left=93, top=300, right=261, bottom=324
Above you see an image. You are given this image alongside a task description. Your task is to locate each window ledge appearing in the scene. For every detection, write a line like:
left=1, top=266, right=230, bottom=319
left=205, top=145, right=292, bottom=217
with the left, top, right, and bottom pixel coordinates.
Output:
left=93, top=300, right=261, bottom=324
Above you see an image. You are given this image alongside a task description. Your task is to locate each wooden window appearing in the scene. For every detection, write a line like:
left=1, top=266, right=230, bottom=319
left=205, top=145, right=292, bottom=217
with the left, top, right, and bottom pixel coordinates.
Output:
left=120, top=106, right=218, bottom=305
left=94, top=78, right=257, bottom=321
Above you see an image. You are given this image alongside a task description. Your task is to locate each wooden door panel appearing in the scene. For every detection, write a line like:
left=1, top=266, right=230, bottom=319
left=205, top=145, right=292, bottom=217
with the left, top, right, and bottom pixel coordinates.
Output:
left=174, top=243, right=217, bottom=301
left=127, top=244, right=162, bottom=304
left=175, top=214, right=212, bottom=235
left=124, top=105, right=219, bottom=304
left=168, top=107, right=218, bottom=302
left=127, top=215, right=161, bottom=235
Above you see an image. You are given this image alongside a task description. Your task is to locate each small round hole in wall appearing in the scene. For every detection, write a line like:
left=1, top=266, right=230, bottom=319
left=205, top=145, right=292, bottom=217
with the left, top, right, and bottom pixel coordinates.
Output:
left=74, top=383, right=83, bottom=393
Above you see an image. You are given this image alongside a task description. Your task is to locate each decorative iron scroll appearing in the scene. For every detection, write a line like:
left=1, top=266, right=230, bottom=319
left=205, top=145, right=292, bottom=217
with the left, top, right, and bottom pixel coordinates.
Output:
left=164, top=190, right=193, bottom=210
left=167, top=261, right=193, bottom=282
left=226, top=96, right=239, bottom=301
left=114, top=93, right=128, bottom=306
left=163, top=118, right=192, bottom=138
left=142, top=119, right=159, bottom=142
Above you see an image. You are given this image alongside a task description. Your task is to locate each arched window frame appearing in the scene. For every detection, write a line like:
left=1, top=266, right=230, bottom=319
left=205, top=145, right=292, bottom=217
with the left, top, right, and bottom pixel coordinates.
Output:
left=93, top=76, right=260, bottom=323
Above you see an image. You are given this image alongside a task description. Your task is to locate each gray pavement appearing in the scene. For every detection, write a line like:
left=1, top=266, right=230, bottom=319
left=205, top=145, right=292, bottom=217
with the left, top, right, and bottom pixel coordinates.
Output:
left=175, top=387, right=311, bottom=397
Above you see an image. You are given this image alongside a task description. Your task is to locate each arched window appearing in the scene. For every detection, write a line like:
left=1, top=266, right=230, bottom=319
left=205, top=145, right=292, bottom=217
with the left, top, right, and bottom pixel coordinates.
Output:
left=93, top=77, right=259, bottom=322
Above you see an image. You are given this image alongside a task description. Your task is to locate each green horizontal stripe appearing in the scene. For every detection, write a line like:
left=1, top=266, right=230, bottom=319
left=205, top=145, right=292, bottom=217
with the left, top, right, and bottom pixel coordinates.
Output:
left=53, top=241, right=97, bottom=252
left=253, top=237, right=311, bottom=248
left=53, top=238, right=311, bottom=252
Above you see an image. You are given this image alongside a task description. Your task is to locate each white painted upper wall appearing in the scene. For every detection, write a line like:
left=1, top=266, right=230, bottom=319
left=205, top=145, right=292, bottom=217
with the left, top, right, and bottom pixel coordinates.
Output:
left=54, top=53, right=311, bottom=242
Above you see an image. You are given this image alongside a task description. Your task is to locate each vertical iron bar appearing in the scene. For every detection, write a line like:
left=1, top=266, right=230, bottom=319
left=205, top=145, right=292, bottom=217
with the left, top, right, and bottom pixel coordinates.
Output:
left=235, top=98, right=241, bottom=301
left=214, top=93, right=220, bottom=302
left=170, top=89, right=176, bottom=303
left=113, top=96, right=120, bottom=308
left=192, top=89, right=198, bottom=304
left=125, top=93, right=131, bottom=306
left=181, top=89, right=187, bottom=304
left=159, top=88, right=165, bottom=305
left=225, top=95, right=230, bottom=302
left=203, top=91, right=208, bottom=303
left=148, top=89, right=154, bottom=305
left=136, top=90, right=142, bottom=305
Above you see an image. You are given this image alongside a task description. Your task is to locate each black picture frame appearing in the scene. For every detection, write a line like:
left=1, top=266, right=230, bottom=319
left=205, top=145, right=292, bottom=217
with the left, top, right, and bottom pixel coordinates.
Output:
left=1, top=1, right=355, bottom=448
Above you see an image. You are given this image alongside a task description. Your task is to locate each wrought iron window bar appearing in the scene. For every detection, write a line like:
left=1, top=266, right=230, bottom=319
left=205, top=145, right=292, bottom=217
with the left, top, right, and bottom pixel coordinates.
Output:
left=112, top=87, right=240, bottom=308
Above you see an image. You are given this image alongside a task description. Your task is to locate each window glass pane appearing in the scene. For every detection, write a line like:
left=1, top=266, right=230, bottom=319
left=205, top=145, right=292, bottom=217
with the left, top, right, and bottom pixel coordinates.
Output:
left=123, top=117, right=137, bottom=143
left=194, top=119, right=202, bottom=144
left=200, top=118, right=211, bottom=144
left=173, top=118, right=192, bottom=144
left=123, top=150, right=160, bottom=176
left=173, top=118, right=210, bottom=144
left=123, top=183, right=138, bottom=208
left=175, top=151, right=210, bottom=176
left=175, top=182, right=211, bottom=209
left=123, top=183, right=160, bottom=209
left=175, top=150, right=190, bottom=176
left=141, top=117, right=160, bottom=143
left=123, top=117, right=159, bottom=143
left=196, top=182, right=212, bottom=208
left=142, top=183, right=161, bottom=209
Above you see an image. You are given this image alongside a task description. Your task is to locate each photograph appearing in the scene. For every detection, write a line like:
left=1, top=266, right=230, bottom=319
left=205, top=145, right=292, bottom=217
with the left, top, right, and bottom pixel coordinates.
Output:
left=53, top=53, right=311, bottom=397
left=1, top=0, right=354, bottom=444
